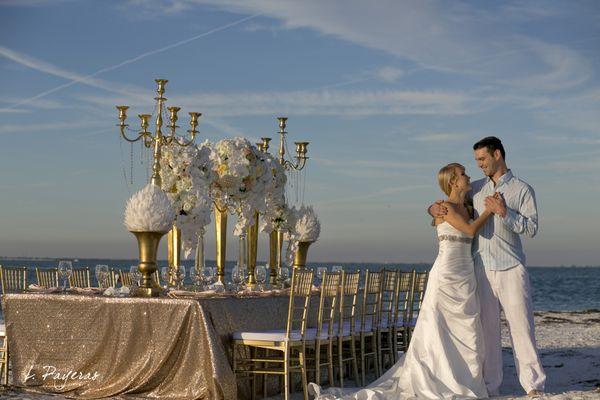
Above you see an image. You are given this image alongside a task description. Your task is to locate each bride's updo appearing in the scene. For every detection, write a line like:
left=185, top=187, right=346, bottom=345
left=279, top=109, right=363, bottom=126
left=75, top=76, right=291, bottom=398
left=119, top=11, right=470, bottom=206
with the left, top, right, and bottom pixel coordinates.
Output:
left=438, top=163, right=464, bottom=196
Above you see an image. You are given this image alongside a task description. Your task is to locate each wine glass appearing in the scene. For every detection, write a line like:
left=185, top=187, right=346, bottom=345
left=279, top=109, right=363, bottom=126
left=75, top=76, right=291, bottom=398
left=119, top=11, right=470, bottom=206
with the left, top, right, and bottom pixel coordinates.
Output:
left=332, top=265, right=343, bottom=273
left=58, top=260, right=73, bottom=293
left=277, top=266, right=290, bottom=289
left=176, top=266, right=186, bottom=289
left=232, top=266, right=244, bottom=292
left=190, top=267, right=202, bottom=291
left=316, top=267, right=328, bottom=286
left=202, top=267, right=215, bottom=290
left=160, top=267, right=171, bottom=290
left=255, top=265, right=267, bottom=291
left=129, top=266, right=141, bottom=290
left=95, top=265, right=109, bottom=288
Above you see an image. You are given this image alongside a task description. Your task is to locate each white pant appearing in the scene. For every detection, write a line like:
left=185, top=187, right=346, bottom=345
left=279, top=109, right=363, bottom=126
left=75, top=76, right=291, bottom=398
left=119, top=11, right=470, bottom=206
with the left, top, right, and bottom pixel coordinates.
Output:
left=475, top=264, right=546, bottom=395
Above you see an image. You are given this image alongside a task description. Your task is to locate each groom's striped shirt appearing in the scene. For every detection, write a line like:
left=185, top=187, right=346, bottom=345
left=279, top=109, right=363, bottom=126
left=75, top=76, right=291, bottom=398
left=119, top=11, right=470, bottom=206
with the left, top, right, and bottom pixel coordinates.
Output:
left=471, top=170, right=538, bottom=271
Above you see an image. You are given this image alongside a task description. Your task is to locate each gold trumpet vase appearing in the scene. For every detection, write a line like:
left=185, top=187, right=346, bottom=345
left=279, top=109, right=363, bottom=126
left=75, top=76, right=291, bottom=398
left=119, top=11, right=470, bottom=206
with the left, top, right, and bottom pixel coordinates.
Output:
left=293, top=241, right=314, bottom=269
left=167, top=226, right=181, bottom=286
left=246, top=212, right=259, bottom=288
left=215, top=205, right=227, bottom=283
left=268, top=231, right=279, bottom=284
left=131, top=231, right=167, bottom=297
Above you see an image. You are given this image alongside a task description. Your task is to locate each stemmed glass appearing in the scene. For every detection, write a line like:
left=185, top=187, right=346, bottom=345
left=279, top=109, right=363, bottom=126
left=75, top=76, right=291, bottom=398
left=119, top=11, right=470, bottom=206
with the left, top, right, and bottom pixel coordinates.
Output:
left=255, top=265, right=267, bottom=291
left=277, top=266, right=290, bottom=289
left=190, top=267, right=203, bottom=291
left=232, top=266, right=245, bottom=292
left=175, top=266, right=186, bottom=289
left=201, top=267, right=215, bottom=290
left=58, top=260, right=73, bottom=293
left=332, top=265, right=343, bottom=273
left=129, top=266, right=141, bottom=291
left=95, top=265, right=109, bottom=288
left=316, top=267, right=328, bottom=287
left=160, top=267, right=171, bottom=290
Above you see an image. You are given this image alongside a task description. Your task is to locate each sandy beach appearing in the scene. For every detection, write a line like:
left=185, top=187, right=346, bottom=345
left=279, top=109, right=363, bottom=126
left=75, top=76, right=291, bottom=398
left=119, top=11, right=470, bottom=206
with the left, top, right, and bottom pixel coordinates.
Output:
left=1, top=310, right=598, bottom=399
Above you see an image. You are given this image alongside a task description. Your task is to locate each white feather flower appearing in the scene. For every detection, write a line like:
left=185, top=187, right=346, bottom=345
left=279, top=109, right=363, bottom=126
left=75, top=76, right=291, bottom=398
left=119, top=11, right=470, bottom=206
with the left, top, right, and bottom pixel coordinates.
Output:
left=124, top=183, right=176, bottom=232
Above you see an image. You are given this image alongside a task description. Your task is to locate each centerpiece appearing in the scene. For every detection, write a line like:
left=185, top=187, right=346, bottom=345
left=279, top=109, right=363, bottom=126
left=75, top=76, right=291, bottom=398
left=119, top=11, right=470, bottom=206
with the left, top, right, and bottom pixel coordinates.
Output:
left=286, top=205, right=321, bottom=268
left=124, top=183, right=176, bottom=297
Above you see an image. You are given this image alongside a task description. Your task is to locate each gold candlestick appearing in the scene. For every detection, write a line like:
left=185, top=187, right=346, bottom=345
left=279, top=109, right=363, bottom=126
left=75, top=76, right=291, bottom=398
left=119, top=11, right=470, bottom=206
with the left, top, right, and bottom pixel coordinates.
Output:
left=116, top=79, right=200, bottom=188
left=276, top=117, right=309, bottom=171
left=116, top=79, right=200, bottom=294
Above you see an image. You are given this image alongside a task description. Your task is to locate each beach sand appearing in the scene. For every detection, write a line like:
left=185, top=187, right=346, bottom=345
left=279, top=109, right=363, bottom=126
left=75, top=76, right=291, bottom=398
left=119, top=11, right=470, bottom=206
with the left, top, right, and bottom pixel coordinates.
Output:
left=1, top=310, right=598, bottom=399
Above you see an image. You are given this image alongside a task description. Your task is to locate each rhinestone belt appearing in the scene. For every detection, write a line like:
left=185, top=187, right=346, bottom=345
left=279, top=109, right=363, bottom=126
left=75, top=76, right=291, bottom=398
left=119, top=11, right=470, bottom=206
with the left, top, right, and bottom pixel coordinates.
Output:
left=438, top=234, right=472, bottom=244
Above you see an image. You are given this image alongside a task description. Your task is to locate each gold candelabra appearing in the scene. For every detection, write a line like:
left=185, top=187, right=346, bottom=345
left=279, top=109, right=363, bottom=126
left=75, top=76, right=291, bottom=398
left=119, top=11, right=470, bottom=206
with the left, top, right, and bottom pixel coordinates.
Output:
left=116, top=79, right=200, bottom=187
left=261, top=117, right=309, bottom=171
left=116, top=79, right=199, bottom=296
left=258, top=117, right=310, bottom=283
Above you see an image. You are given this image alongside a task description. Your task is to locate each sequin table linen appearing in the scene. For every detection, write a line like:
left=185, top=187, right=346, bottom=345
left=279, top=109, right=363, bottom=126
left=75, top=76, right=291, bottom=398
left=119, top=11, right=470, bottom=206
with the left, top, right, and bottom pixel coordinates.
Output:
left=2, top=293, right=293, bottom=399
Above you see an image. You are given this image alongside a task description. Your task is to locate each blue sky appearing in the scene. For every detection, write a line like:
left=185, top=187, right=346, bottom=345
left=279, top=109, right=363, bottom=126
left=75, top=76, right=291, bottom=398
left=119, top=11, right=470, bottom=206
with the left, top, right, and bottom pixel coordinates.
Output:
left=1, top=0, right=599, bottom=266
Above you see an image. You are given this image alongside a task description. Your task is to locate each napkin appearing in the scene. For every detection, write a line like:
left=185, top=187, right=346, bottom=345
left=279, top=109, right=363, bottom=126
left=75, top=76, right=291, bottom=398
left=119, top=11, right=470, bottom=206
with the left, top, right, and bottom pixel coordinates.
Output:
left=69, top=287, right=104, bottom=295
left=103, top=286, right=130, bottom=296
left=28, top=284, right=61, bottom=294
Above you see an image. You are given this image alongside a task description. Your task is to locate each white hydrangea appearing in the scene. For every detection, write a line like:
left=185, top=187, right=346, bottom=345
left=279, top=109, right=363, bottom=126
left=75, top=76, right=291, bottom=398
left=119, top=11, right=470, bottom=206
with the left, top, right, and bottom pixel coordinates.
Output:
left=124, top=183, right=176, bottom=232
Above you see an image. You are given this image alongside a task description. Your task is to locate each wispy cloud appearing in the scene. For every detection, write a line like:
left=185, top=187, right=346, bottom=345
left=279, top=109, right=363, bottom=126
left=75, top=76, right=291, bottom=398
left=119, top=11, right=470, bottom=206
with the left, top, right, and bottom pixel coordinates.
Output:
left=78, top=88, right=476, bottom=117
left=411, top=132, right=471, bottom=142
left=0, top=13, right=261, bottom=111
left=151, top=0, right=597, bottom=92
left=0, top=120, right=105, bottom=135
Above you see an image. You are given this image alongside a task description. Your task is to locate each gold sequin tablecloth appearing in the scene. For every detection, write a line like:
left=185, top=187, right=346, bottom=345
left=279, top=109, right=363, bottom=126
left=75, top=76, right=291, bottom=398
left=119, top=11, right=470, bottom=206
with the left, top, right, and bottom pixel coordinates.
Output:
left=2, top=293, right=293, bottom=399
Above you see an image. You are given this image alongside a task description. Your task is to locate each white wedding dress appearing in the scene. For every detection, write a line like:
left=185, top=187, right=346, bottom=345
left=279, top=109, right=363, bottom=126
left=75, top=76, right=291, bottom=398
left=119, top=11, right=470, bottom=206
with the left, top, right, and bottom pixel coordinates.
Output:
left=310, top=222, right=488, bottom=399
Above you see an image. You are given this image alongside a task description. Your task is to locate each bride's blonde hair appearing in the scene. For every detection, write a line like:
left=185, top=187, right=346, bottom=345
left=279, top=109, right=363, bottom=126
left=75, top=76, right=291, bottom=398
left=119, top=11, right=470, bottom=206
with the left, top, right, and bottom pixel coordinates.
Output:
left=438, top=163, right=464, bottom=196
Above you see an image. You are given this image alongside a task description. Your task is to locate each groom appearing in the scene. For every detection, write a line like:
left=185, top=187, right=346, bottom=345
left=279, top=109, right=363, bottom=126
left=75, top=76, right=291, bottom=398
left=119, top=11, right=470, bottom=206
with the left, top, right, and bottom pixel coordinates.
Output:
left=429, top=137, right=546, bottom=397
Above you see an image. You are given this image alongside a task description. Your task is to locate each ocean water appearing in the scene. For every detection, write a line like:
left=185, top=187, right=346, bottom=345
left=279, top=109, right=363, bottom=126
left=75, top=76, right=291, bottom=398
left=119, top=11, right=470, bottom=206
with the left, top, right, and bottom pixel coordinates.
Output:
left=0, top=258, right=598, bottom=312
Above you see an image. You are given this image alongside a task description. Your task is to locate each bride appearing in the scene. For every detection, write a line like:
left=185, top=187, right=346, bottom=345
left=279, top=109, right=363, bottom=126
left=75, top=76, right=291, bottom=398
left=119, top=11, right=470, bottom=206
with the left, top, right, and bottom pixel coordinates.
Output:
left=310, top=163, right=493, bottom=399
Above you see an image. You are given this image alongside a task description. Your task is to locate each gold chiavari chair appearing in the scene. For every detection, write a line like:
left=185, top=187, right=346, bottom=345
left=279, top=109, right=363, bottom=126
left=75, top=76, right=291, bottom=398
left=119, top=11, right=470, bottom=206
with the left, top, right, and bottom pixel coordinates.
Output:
left=69, top=267, right=92, bottom=288
left=232, top=268, right=314, bottom=400
left=357, top=269, right=382, bottom=386
left=306, top=270, right=341, bottom=387
left=405, top=271, right=429, bottom=346
left=119, top=270, right=134, bottom=287
left=336, top=271, right=360, bottom=388
left=392, top=270, right=416, bottom=358
left=376, top=269, right=398, bottom=372
left=0, top=321, right=7, bottom=385
left=0, top=265, right=28, bottom=385
left=35, top=267, right=59, bottom=288
left=152, top=270, right=160, bottom=287
left=0, top=266, right=28, bottom=294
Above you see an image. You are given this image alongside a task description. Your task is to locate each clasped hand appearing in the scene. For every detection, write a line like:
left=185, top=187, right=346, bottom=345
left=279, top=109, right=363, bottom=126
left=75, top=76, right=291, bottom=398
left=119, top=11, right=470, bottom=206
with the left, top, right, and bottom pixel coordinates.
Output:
left=429, top=192, right=505, bottom=217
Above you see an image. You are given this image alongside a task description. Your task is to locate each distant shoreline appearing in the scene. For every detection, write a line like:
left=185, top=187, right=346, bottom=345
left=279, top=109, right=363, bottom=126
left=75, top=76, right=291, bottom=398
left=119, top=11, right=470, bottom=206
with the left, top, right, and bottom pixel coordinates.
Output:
left=0, top=256, right=598, bottom=268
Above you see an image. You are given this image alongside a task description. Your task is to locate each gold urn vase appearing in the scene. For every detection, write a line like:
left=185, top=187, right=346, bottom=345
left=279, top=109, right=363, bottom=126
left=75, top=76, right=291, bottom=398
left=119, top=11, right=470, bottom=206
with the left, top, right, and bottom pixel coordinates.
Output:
left=131, top=231, right=167, bottom=297
left=293, top=241, right=314, bottom=269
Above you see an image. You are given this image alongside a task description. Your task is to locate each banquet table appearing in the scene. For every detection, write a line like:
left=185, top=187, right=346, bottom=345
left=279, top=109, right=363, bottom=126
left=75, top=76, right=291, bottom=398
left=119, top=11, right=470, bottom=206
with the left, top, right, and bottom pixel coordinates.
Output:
left=2, top=292, right=307, bottom=399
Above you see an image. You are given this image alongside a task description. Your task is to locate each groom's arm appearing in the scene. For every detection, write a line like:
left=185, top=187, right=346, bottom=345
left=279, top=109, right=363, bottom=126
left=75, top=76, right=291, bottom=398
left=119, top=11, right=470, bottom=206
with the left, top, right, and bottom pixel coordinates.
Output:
left=486, top=187, right=538, bottom=238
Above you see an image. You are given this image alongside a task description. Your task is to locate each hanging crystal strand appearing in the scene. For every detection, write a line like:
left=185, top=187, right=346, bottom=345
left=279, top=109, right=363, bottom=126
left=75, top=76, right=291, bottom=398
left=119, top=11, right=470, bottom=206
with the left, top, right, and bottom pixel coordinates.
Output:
left=238, top=232, right=248, bottom=285
left=301, top=166, right=307, bottom=206
left=295, top=170, right=300, bottom=205
left=130, top=142, right=134, bottom=185
left=194, top=228, right=205, bottom=270
left=118, top=135, right=131, bottom=194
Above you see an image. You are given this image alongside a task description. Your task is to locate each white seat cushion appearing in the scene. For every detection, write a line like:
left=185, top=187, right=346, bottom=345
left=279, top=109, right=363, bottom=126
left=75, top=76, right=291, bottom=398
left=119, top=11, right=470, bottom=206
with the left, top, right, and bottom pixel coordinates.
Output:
left=0, top=322, right=5, bottom=336
left=233, top=329, right=301, bottom=342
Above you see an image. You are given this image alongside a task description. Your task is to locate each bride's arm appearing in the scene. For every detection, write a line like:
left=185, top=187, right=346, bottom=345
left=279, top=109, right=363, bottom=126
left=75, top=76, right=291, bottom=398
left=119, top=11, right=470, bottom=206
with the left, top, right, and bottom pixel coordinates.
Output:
left=443, top=202, right=492, bottom=236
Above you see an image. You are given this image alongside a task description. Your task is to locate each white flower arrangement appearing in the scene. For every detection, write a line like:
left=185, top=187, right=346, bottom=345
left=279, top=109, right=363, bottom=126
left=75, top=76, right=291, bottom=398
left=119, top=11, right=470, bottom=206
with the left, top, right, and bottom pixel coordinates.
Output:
left=285, top=205, right=321, bottom=265
left=124, top=183, right=176, bottom=232
left=209, top=137, right=274, bottom=235
left=160, top=139, right=215, bottom=257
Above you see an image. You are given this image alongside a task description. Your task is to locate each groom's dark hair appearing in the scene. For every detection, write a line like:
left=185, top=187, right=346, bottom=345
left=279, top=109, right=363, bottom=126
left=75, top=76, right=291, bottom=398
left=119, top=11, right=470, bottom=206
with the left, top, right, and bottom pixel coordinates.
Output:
left=473, top=136, right=505, bottom=160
